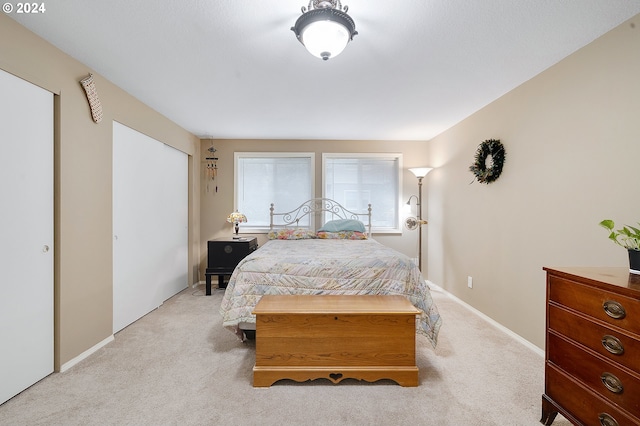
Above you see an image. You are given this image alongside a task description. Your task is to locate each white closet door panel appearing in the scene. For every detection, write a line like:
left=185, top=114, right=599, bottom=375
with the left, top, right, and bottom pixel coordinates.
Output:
left=157, top=144, right=188, bottom=302
left=113, top=123, right=164, bottom=332
left=0, top=69, right=53, bottom=404
left=113, top=122, right=188, bottom=333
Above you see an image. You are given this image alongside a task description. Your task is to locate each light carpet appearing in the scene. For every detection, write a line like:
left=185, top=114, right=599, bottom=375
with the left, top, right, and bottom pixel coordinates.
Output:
left=0, top=284, right=570, bottom=425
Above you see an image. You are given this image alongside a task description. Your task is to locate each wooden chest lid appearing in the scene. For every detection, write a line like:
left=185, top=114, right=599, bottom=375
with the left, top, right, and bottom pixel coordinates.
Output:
left=252, top=295, right=421, bottom=315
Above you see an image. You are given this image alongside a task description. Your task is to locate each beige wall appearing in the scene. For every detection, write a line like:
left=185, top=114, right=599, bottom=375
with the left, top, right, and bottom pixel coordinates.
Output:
left=1, top=14, right=201, bottom=369
left=5, top=9, right=637, bottom=368
left=198, top=139, right=430, bottom=280
left=427, top=15, right=640, bottom=349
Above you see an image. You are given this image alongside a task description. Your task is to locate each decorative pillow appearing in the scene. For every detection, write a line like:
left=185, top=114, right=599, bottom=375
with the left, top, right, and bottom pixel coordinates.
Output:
left=317, top=219, right=366, bottom=233
left=316, top=231, right=368, bottom=240
left=268, top=228, right=317, bottom=240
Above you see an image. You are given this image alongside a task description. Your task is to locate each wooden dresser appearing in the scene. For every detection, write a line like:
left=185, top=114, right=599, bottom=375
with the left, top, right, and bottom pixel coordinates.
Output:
left=542, top=267, right=640, bottom=426
left=252, top=295, right=420, bottom=387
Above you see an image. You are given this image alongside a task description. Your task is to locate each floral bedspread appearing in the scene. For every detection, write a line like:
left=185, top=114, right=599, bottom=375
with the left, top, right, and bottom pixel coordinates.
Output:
left=219, top=239, right=442, bottom=347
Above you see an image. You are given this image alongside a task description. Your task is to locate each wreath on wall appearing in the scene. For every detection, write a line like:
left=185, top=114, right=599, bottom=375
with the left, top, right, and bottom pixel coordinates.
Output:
left=469, top=139, right=506, bottom=184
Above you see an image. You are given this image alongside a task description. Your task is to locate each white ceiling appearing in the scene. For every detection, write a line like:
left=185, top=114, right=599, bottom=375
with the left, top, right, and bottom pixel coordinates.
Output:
left=10, top=1, right=640, bottom=141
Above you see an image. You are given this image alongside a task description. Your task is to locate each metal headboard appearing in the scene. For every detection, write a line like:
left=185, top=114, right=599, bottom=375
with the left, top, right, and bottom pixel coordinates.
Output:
left=270, top=198, right=372, bottom=237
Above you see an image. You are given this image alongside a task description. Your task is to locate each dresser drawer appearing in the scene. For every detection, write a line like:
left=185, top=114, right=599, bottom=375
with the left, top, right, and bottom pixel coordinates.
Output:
left=548, top=332, right=640, bottom=417
left=546, top=365, right=640, bottom=426
left=549, top=275, right=640, bottom=336
left=548, top=304, right=640, bottom=374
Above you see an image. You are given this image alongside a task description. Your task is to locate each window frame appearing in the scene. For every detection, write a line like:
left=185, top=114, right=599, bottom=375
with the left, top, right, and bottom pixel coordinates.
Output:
left=234, top=152, right=315, bottom=234
left=322, top=152, right=403, bottom=234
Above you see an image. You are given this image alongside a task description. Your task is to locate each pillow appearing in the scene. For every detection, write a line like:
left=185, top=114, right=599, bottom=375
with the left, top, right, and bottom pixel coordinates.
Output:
left=268, top=228, right=317, bottom=240
left=316, top=231, right=368, bottom=240
left=317, top=219, right=366, bottom=233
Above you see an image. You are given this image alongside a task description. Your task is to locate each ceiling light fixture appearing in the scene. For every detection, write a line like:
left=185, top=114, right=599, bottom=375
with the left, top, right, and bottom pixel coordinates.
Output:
left=291, top=0, right=358, bottom=61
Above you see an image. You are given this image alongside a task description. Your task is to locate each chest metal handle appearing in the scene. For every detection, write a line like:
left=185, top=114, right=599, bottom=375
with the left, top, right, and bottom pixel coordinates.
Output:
left=601, top=335, right=624, bottom=355
left=603, top=300, right=626, bottom=319
left=600, top=372, right=624, bottom=394
left=598, top=412, right=619, bottom=426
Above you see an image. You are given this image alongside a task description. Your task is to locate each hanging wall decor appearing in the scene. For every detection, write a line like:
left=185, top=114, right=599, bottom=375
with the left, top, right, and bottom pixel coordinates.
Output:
left=205, top=145, right=218, bottom=193
left=79, top=73, right=103, bottom=123
left=469, top=139, right=506, bottom=184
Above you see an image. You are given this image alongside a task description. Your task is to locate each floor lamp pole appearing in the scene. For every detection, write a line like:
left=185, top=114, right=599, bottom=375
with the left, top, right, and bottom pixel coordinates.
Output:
left=409, top=167, right=433, bottom=273
left=417, top=176, right=423, bottom=271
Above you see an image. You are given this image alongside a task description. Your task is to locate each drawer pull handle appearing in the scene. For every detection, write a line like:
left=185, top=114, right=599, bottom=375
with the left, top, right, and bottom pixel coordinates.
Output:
left=601, top=335, right=624, bottom=355
left=603, top=300, right=626, bottom=319
left=598, top=413, right=619, bottom=426
left=600, top=372, right=624, bottom=394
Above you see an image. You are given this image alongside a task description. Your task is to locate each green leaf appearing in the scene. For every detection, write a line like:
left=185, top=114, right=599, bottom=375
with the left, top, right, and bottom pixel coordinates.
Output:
left=627, top=224, right=640, bottom=237
left=599, top=219, right=614, bottom=231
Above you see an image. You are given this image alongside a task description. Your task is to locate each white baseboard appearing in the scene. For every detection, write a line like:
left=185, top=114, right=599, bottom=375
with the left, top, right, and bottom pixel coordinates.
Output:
left=427, top=280, right=545, bottom=358
left=60, top=335, right=115, bottom=373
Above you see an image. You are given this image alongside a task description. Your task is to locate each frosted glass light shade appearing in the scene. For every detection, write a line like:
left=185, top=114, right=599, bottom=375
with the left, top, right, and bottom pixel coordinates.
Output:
left=291, top=6, right=357, bottom=61
left=301, top=20, right=350, bottom=60
left=409, top=167, right=433, bottom=178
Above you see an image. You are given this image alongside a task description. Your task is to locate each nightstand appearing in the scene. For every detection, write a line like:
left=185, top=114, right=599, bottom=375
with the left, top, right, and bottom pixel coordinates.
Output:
left=205, top=236, right=258, bottom=295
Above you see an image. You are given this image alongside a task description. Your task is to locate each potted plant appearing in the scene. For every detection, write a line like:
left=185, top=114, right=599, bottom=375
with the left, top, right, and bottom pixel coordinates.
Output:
left=599, top=219, right=640, bottom=274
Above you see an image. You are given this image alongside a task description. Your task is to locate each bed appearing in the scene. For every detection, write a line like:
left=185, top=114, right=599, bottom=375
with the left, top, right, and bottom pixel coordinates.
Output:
left=219, top=198, right=442, bottom=347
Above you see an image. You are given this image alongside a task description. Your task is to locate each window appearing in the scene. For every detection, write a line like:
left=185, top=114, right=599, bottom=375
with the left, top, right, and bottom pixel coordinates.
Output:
left=323, top=153, right=402, bottom=233
left=235, top=153, right=315, bottom=232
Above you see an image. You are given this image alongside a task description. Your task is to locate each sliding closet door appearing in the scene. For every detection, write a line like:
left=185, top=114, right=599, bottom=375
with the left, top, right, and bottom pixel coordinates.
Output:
left=0, top=69, right=53, bottom=404
left=112, top=122, right=188, bottom=333
left=156, top=144, right=189, bottom=302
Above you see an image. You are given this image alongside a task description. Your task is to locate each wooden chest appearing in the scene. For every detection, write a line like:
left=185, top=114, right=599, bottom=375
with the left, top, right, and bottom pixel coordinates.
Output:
left=542, top=267, right=640, bottom=426
left=252, top=295, right=421, bottom=387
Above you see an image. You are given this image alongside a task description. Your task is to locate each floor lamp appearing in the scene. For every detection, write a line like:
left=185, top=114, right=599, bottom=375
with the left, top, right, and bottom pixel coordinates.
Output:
left=408, top=167, right=433, bottom=271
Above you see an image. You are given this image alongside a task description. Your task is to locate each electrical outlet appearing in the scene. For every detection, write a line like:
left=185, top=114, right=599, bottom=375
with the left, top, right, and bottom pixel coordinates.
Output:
left=468, top=276, right=473, bottom=289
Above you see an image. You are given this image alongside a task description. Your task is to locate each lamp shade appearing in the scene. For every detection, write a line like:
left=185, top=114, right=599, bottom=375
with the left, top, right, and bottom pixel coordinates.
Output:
left=300, top=20, right=350, bottom=60
left=226, top=211, right=247, bottom=224
left=409, top=167, right=433, bottom=178
left=291, top=2, right=357, bottom=61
